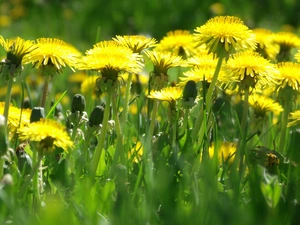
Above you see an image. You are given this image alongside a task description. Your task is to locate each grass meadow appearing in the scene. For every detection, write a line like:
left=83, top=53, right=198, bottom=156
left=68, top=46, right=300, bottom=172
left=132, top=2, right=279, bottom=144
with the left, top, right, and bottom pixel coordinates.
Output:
left=1, top=1, right=300, bottom=225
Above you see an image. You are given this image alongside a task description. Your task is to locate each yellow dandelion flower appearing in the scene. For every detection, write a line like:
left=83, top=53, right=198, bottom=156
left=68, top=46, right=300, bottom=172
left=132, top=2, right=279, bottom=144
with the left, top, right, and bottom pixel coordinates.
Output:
left=179, top=65, right=230, bottom=86
left=148, top=86, right=182, bottom=102
left=78, top=41, right=143, bottom=81
left=155, top=30, right=197, bottom=58
left=0, top=36, right=35, bottom=76
left=252, top=28, right=278, bottom=60
left=17, top=119, right=73, bottom=153
left=186, top=52, right=216, bottom=67
left=270, top=31, right=300, bottom=61
left=179, top=53, right=237, bottom=86
left=248, top=93, right=283, bottom=118
left=209, top=142, right=237, bottom=164
left=144, top=50, right=185, bottom=75
left=288, top=110, right=300, bottom=127
left=194, top=16, right=256, bottom=58
left=271, top=31, right=300, bottom=50
left=23, top=38, right=81, bottom=75
left=0, top=102, right=31, bottom=135
left=276, top=62, right=300, bottom=90
left=128, top=141, right=143, bottom=163
left=224, top=50, right=279, bottom=90
left=113, top=35, right=157, bottom=53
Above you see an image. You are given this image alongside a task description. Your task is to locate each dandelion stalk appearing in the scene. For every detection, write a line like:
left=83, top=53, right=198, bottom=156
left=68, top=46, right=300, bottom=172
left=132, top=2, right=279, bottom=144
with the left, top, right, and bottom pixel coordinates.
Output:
left=171, top=110, right=178, bottom=159
left=0, top=73, right=14, bottom=179
left=32, top=149, right=40, bottom=204
left=148, top=99, right=159, bottom=142
left=112, top=92, right=124, bottom=165
left=90, top=80, right=113, bottom=176
left=191, top=55, right=223, bottom=141
left=3, top=75, right=14, bottom=130
left=121, top=73, right=133, bottom=132
left=278, top=88, right=293, bottom=154
left=18, top=148, right=43, bottom=202
left=237, top=86, right=250, bottom=182
left=40, top=75, right=50, bottom=108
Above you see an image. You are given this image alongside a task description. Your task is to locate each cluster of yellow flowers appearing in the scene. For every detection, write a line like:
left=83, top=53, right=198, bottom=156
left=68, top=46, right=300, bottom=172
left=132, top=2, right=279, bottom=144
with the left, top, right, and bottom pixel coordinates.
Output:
left=2, top=15, right=300, bottom=158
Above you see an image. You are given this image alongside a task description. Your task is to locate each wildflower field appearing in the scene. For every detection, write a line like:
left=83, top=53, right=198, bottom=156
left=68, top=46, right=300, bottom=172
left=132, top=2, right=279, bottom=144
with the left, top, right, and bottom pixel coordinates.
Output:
left=2, top=1, right=300, bottom=225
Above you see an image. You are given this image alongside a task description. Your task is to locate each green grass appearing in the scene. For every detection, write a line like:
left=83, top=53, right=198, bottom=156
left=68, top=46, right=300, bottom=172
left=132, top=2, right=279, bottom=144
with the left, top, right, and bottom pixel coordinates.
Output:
left=1, top=1, right=300, bottom=225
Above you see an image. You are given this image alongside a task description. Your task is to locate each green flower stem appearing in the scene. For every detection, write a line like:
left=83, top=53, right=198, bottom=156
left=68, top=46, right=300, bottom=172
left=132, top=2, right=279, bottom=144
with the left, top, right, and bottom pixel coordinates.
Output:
left=237, top=86, right=250, bottom=182
left=3, top=75, right=14, bottom=129
left=112, top=94, right=124, bottom=165
left=180, top=108, right=189, bottom=135
left=32, top=150, right=40, bottom=205
left=90, top=81, right=113, bottom=176
left=278, top=89, right=293, bottom=154
left=40, top=75, right=50, bottom=108
left=18, top=149, right=43, bottom=202
left=147, top=99, right=159, bottom=143
left=1, top=74, right=13, bottom=180
left=121, top=73, right=133, bottom=132
left=143, top=98, right=159, bottom=193
left=191, top=55, right=224, bottom=141
left=0, top=159, right=3, bottom=180
left=171, top=111, right=178, bottom=158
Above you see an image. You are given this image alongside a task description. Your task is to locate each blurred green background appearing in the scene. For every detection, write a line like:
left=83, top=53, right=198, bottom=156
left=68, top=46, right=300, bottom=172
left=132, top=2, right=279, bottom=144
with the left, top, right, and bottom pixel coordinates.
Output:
left=1, top=0, right=300, bottom=52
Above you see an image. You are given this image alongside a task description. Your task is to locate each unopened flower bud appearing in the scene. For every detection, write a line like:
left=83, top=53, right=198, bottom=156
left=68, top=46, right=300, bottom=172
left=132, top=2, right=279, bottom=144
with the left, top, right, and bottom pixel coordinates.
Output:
left=22, top=98, right=31, bottom=109
left=182, top=80, right=198, bottom=108
left=89, top=105, right=104, bottom=127
left=71, top=94, right=86, bottom=114
left=30, top=107, right=45, bottom=123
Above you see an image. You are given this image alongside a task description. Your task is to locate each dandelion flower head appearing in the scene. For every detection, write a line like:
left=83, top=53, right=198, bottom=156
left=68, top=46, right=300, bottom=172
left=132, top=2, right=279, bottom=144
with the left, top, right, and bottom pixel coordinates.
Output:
left=113, top=35, right=157, bottom=53
left=0, top=102, right=31, bottom=136
left=276, top=62, right=300, bottom=91
left=288, top=110, right=300, bottom=127
left=224, top=50, right=279, bottom=90
left=18, top=119, right=73, bottom=153
left=144, top=50, right=185, bottom=75
left=209, top=141, right=237, bottom=164
left=23, top=38, right=81, bottom=75
left=248, top=93, right=283, bottom=118
left=0, top=36, right=35, bottom=77
left=194, top=16, right=257, bottom=58
left=271, top=31, right=300, bottom=50
left=252, top=28, right=278, bottom=60
left=148, top=86, right=183, bottom=102
left=78, top=41, right=143, bottom=81
left=155, top=30, right=197, bottom=58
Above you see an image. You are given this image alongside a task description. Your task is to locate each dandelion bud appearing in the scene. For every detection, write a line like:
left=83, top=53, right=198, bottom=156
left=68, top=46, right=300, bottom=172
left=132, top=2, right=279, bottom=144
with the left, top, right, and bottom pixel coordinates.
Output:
left=30, top=107, right=45, bottom=123
left=71, top=94, right=86, bottom=114
left=0, top=115, right=8, bottom=157
left=89, top=105, right=104, bottom=127
left=182, top=80, right=198, bottom=108
left=22, top=97, right=31, bottom=109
